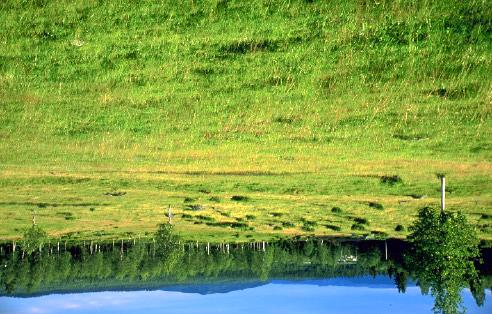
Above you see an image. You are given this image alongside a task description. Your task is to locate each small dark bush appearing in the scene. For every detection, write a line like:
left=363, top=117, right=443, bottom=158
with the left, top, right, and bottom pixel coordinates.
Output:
left=236, top=217, right=244, bottom=222
left=271, top=212, right=283, bottom=217
left=326, top=225, right=341, bottom=231
left=353, top=217, right=369, bottom=225
left=351, top=223, right=365, bottom=231
left=246, top=214, right=256, bottom=220
left=209, top=196, right=221, bottom=202
left=89, top=207, right=95, bottom=212
left=273, top=226, right=283, bottom=230
left=231, top=195, right=249, bottom=201
left=371, top=230, right=388, bottom=237
left=368, top=202, right=384, bottom=210
left=481, top=214, right=492, bottom=220
left=182, top=213, right=193, bottom=219
left=185, top=204, right=203, bottom=211
left=196, top=215, right=214, bottom=222
left=395, top=224, right=406, bottom=232
left=282, top=221, right=295, bottom=228
left=302, top=220, right=317, bottom=231
left=198, top=189, right=211, bottom=194
left=184, top=197, right=195, bottom=203
left=380, top=175, right=403, bottom=185
left=331, top=207, right=343, bottom=213
left=302, top=225, right=315, bottom=232
left=219, top=211, right=231, bottom=217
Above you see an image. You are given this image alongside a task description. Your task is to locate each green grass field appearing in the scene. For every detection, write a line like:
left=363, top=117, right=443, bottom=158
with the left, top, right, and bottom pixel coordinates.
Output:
left=1, top=0, right=491, bottom=242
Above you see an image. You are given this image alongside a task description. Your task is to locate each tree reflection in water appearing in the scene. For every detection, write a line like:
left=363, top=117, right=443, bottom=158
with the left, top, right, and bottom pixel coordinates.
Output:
left=0, top=219, right=489, bottom=313
left=406, top=207, right=482, bottom=314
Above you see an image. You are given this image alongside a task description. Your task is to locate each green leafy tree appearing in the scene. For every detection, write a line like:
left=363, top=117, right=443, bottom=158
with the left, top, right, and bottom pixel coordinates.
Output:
left=22, top=224, right=48, bottom=255
left=406, top=207, right=480, bottom=314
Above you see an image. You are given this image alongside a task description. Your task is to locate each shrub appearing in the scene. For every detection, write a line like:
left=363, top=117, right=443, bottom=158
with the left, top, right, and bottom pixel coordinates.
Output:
left=380, top=175, right=403, bottom=185
left=273, top=226, right=283, bottom=230
left=351, top=223, right=365, bottom=231
left=282, top=221, right=295, bottom=228
left=302, top=220, right=317, bottom=232
left=231, top=195, right=249, bottom=201
left=353, top=217, right=369, bottom=225
left=209, top=196, right=221, bottom=202
left=183, top=197, right=195, bottom=203
left=326, top=224, right=341, bottom=231
left=368, top=202, right=384, bottom=210
left=185, top=204, right=203, bottom=211
left=395, top=224, right=405, bottom=232
left=331, top=207, right=343, bottom=213
left=246, top=214, right=256, bottom=220
left=196, top=215, right=214, bottom=222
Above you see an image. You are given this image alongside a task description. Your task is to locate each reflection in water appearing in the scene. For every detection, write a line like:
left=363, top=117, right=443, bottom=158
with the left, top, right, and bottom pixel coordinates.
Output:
left=0, top=236, right=490, bottom=313
left=406, top=207, right=484, bottom=314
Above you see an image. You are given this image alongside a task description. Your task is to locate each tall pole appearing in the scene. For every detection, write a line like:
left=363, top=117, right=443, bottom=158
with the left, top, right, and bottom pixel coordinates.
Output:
left=441, top=175, right=445, bottom=213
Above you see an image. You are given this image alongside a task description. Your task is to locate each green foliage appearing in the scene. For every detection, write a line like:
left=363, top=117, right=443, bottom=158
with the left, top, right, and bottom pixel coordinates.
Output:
left=407, top=207, right=480, bottom=314
left=331, top=207, right=343, bottom=214
left=380, top=175, right=403, bottom=186
left=231, top=195, right=249, bottom=202
left=351, top=223, right=365, bottom=231
left=154, top=223, right=180, bottom=256
left=395, top=224, right=405, bottom=232
left=22, top=224, right=48, bottom=255
left=368, top=202, right=384, bottom=210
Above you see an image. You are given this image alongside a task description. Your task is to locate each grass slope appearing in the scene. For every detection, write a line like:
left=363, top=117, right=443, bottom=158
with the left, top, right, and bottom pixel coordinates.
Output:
left=0, top=0, right=491, bottom=241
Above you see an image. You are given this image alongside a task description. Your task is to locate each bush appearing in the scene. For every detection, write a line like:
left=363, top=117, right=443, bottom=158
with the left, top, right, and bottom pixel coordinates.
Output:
left=246, top=214, right=256, bottom=220
left=368, top=202, right=384, bottom=210
left=351, top=223, right=365, bottom=231
left=196, top=215, right=214, bottom=222
left=380, top=175, right=403, bottom=185
left=395, top=224, right=405, bottom=232
left=302, top=220, right=317, bottom=232
left=282, top=221, right=295, bottom=228
left=183, top=197, right=195, bottom=203
left=273, top=226, right=283, bottom=231
left=353, top=217, right=369, bottom=225
left=23, top=224, right=48, bottom=255
left=231, top=195, right=249, bottom=201
left=326, top=224, right=341, bottom=231
left=331, top=207, right=343, bottom=213
left=185, top=204, right=203, bottom=211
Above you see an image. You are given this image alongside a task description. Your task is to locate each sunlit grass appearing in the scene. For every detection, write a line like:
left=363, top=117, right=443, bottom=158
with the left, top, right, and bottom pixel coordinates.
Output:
left=0, top=0, right=491, bottom=241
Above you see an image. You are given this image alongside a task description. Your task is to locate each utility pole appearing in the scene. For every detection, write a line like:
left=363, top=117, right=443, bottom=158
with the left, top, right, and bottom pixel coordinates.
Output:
left=440, top=175, right=445, bottom=214
left=168, top=205, right=173, bottom=224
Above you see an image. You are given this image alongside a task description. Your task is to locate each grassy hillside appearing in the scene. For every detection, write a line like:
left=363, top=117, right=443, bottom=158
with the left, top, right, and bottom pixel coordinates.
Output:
left=0, top=0, right=491, bottom=241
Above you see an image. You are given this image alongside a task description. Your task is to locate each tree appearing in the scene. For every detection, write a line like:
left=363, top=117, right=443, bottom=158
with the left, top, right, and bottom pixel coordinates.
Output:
left=22, top=224, right=48, bottom=255
left=406, top=207, right=480, bottom=314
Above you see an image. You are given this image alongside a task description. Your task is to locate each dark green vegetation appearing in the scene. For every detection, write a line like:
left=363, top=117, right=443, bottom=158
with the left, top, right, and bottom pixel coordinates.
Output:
left=22, top=224, right=48, bottom=255
left=1, top=238, right=490, bottom=314
left=407, top=207, right=481, bottom=314
left=0, top=0, right=491, bottom=241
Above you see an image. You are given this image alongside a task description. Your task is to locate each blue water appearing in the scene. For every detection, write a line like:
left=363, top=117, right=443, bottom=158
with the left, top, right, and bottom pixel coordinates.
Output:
left=1, top=277, right=490, bottom=314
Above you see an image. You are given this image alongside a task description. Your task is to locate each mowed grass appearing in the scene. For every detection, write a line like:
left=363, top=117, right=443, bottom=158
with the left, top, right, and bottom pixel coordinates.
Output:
left=0, top=0, right=491, bottom=241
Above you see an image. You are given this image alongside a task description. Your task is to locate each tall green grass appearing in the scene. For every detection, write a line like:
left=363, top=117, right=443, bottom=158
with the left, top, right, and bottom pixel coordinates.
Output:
left=0, top=0, right=491, bottom=240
